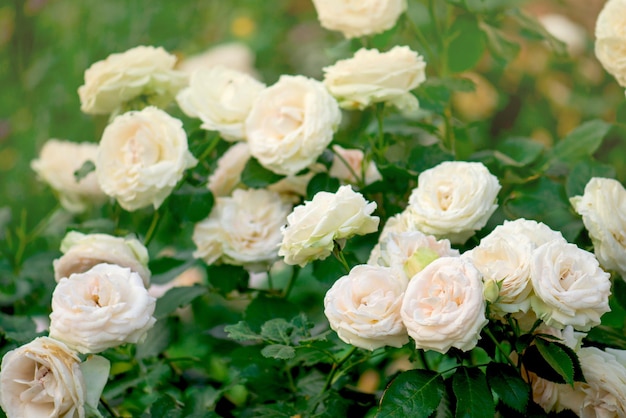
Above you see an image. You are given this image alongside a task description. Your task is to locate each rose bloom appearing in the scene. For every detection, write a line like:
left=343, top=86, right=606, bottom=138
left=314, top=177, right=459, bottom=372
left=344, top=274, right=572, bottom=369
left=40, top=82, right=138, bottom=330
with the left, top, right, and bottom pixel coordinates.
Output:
left=0, top=337, right=85, bottom=418
left=176, top=66, right=265, bottom=141
left=311, top=0, right=407, bottom=39
left=30, top=139, right=107, bottom=213
left=49, top=263, right=156, bottom=354
left=177, top=42, right=259, bottom=78
left=324, top=265, right=408, bottom=350
left=575, top=347, right=626, bottom=416
left=53, top=231, right=151, bottom=287
left=368, top=230, right=459, bottom=285
left=329, top=145, right=382, bottom=186
left=595, top=0, right=626, bottom=87
left=207, top=142, right=251, bottom=197
left=463, top=219, right=566, bottom=317
left=323, top=46, right=426, bottom=112
left=245, top=75, right=341, bottom=176
left=401, top=257, right=488, bottom=353
left=193, top=189, right=292, bottom=269
left=539, top=14, right=587, bottom=57
left=279, top=185, right=379, bottom=267
left=530, top=240, right=611, bottom=331
left=78, top=45, right=186, bottom=115
left=96, top=106, right=197, bottom=211
left=406, top=161, right=501, bottom=244
left=571, top=177, right=626, bottom=279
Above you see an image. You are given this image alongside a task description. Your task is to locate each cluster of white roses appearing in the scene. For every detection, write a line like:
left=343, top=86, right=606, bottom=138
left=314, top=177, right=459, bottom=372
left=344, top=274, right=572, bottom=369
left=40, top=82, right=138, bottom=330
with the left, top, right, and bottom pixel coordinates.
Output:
left=324, top=161, right=615, bottom=360
left=0, top=232, right=157, bottom=417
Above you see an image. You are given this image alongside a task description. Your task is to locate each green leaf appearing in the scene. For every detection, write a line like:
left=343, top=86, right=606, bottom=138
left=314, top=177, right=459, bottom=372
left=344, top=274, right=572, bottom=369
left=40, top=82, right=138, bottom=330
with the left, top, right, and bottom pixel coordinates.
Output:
left=80, top=355, right=111, bottom=410
left=260, top=318, right=293, bottom=344
left=261, top=344, right=296, bottom=360
left=0, top=313, right=42, bottom=344
left=312, top=256, right=346, bottom=285
left=452, top=367, right=495, bottom=418
left=224, top=321, right=263, bottom=342
left=523, top=339, right=584, bottom=385
left=497, top=137, right=545, bottom=167
left=416, top=80, right=451, bottom=113
left=307, top=172, right=340, bottom=200
left=409, top=143, right=454, bottom=173
left=169, top=184, right=214, bottom=223
left=241, top=157, right=286, bottom=188
left=150, top=393, right=183, bottom=418
left=486, top=363, right=530, bottom=413
left=479, top=22, right=520, bottom=64
left=377, top=369, right=445, bottom=417
left=154, top=285, right=208, bottom=319
left=149, top=256, right=196, bottom=285
left=73, top=160, right=96, bottom=182
left=565, top=159, right=616, bottom=198
left=613, top=279, right=626, bottom=311
left=447, top=16, right=486, bottom=73
left=135, top=317, right=174, bottom=359
left=206, top=264, right=248, bottom=295
left=550, top=120, right=612, bottom=165
left=504, top=177, right=583, bottom=242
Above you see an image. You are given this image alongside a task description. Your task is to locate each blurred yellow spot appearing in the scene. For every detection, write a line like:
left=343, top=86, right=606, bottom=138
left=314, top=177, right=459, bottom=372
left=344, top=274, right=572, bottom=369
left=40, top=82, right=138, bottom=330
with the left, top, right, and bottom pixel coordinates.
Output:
left=231, top=16, right=255, bottom=38
left=356, top=369, right=380, bottom=394
left=0, top=148, right=18, bottom=171
left=0, top=7, right=15, bottom=48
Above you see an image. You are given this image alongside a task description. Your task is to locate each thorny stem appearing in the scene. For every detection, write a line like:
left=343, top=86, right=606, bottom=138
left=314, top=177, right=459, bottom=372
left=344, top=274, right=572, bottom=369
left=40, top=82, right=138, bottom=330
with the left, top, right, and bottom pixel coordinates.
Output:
left=484, top=327, right=517, bottom=368
left=100, top=396, right=119, bottom=417
left=143, top=209, right=161, bottom=246
left=282, top=265, right=301, bottom=299
left=322, top=346, right=359, bottom=393
left=332, top=245, right=351, bottom=274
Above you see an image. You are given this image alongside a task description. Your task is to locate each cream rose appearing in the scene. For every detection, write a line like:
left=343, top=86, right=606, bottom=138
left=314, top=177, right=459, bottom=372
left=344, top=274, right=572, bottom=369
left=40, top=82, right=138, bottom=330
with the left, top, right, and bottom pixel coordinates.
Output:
left=49, top=263, right=156, bottom=354
left=311, top=0, right=407, bottom=39
left=400, top=257, right=488, bottom=353
left=0, top=337, right=85, bottom=418
left=540, top=14, right=587, bottom=57
left=595, top=0, right=626, bottom=87
left=329, top=145, right=382, bottom=186
left=207, top=142, right=251, bottom=197
left=96, top=106, right=197, bottom=211
left=324, top=265, right=408, bottom=350
left=279, top=185, right=379, bottom=267
left=245, top=75, right=341, bottom=176
left=576, top=347, right=626, bottom=416
left=463, top=219, right=566, bottom=317
left=78, top=45, right=186, bottom=115
left=323, top=46, right=426, bottom=112
left=30, top=139, right=107, bottom=213
left=368, top=230, right=459, bottom=284
left=176, top=66, right=265, bottom=141
left=193, top=189, right=292, bottom=269
left=530, top=240, right=611, bottom=331
left=53, top=231, right=151, bottom=287
left=571, top=177, right=626, bottom=279
left=406, top=161, right=501, bottom=244
left=177, top=42, right=259, bottom=78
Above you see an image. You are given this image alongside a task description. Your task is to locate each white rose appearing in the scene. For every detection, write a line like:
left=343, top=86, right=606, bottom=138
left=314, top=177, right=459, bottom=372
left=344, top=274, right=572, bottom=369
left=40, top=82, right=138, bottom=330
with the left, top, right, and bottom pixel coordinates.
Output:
left=193, top=189, right=292, bottom=269
left=595, top=0, right=626, bottom=87
left=311, top=0, right=407, bottom=39
left=406, top=161, right=501, bottom=244
left=96, top=106, right=197, bottom=211
left=49, top=263, right=157, bottom=354
left=400, top=257, right=488, bottom=353
left=530, top=240, right=611, bottom=331
left=323, top=46, right=426, bottom=111
left=207, top=142, right=251, bottom=197
left=245, top=75, right=341, bottom=176
left=177, top=42, right=259, bottom=79
left=368, top=230, right=459, bottom=284
left=377, top=210, right=419, bottom=240
left=279, top=185, right=379, bottom=267
left=324, top=265, right=408, bottom=350
left=329, top=145, right=382, bottom=186
left=53, top=231, right=151, bottom=287
left=576, top=347, right=626, bottom=416
left=176, top=66, right=265, bottom=141
left=30, top=139, right=107, bottom=213
left=0, top=337, right=86, bottom=418
left=78, top=45, right=186, bottom=115
left=571, top=177, right=626, bottom=278
left=463, top=219, right=566, bottom=316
